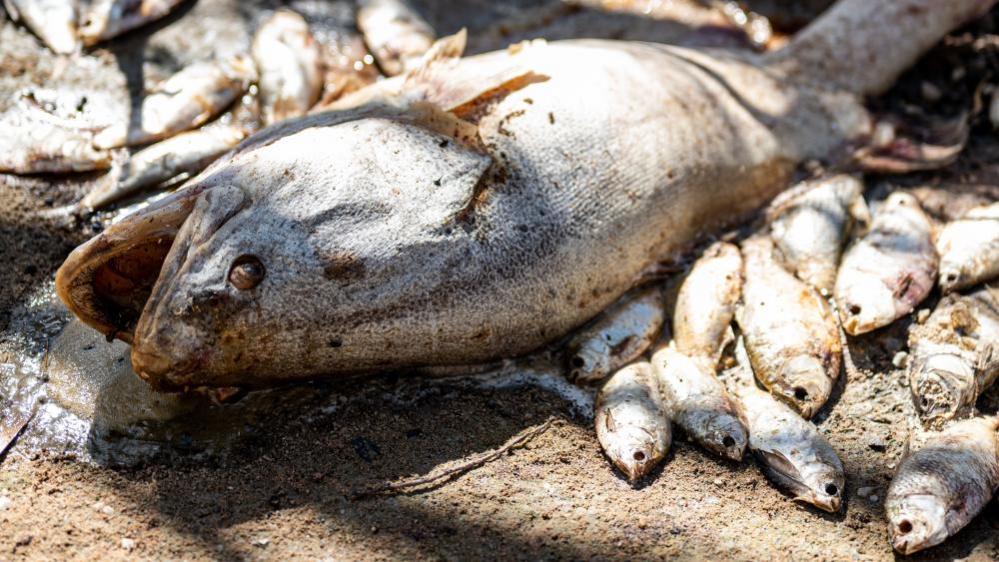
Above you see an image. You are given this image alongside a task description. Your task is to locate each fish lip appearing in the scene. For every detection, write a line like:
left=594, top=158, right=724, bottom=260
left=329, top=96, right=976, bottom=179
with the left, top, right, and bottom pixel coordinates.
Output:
left=131, top=345, right=203, bottom=391
left=794, top=493, right=841, bottom=513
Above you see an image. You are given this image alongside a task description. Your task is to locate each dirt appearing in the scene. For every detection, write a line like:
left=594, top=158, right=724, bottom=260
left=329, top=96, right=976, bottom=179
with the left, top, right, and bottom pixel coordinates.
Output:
left=2, top=1, right=999, bottom=561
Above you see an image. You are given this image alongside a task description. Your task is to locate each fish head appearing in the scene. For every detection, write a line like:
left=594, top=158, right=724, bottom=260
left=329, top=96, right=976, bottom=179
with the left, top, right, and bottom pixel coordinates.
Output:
left=908, top=351, right=975, bottom=427
left=566, top=339, right=612, bottom=384
left=887, top=493, right=949, bottom=555
left=937, top=264, right=970, bottom=294
left=697, top=411, right=748, bottom=461
left=758, top=449, right=843, bottom=512
left=600, top=425, right=666, bottom=483
left=837, top=276, right=898, bottom=335
left=776, top=355, right=833, bottom=419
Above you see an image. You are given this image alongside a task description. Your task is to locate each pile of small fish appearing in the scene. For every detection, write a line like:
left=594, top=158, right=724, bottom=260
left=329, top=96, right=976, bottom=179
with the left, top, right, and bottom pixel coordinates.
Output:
left=574, top=173, right=999, bottom=554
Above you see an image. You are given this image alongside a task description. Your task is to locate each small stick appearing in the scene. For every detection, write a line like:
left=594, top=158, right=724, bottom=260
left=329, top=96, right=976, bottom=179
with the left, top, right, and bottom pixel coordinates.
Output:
left=1, top=410, right=33, bottom=460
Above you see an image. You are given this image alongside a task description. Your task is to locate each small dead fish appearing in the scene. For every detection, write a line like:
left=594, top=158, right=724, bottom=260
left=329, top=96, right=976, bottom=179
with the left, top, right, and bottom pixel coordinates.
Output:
left=673, top=241, right=742, bottom=362
left=595, top=361, right=671, bottom=482
left=357, top=0, right=435, bottom=76
left=652, top=344, right=747, bottom=461
left=0, top=103, right=111, bottom=173
left=835, top=192, right=938, bottom=335
left=253, top=9, right=324, bottom=125
left=886, top=416, right=999, bottom=555
left=81, top=124, right=247, bottom=210
left=78, top=0, right=184, bottom=46
left=908, top=285, right=999, bottom=427
left=937, top=202, right=999, bottom=293
left=768, top=174, right=869, bottom=294
left=738, top=236, right=841, bottom=419
left=93, top=54, right=256, bottom=149
left=3, top=0, right=78, bottom=54
left=565, top=287, right=665, bottom=384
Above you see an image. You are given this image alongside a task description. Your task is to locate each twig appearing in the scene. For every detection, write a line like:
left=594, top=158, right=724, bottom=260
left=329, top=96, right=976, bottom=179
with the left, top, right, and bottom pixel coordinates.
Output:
left=1, top=410, right=34, bottom=461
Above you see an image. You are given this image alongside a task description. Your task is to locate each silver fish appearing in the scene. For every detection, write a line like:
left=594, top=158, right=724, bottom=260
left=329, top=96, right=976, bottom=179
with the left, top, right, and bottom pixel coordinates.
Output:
left=78, top=0, right=184, bottom=46
left=0, top=103, right=111, bottom=174
left=81, top=125, right=247, bottom=210
left=252, top=9, right=324, bottom=125
left=908, top=285, right=999, bottom=427
left=937, top=202, right=999, bottom=293
left=737, top=236, right=841, bottom=419
left=768, top=174, right=869, bottom=294
left=835, top=192, right=938, bottom=335
left=565, top=287, right=665, bottom=384
left=595, top=361, right=671, bottom=482
left=673, top=241, right=742, bottom=362
left=93, top=54, right=256, bottom=149
left=357, top=0, right=434, bottom=76
left=886, top=416, right=999, bottom=555
left=3, top=0, right=78, bottom=54
left=652, top=344, right=747, bottom=461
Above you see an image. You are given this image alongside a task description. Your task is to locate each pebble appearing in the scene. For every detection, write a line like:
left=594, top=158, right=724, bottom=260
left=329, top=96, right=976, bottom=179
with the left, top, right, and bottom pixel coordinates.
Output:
left=0, top=496, right=10, bottom=511
left=870, top=495, right=879, bottom=503
left=891, top=351, right=908, bottom=369
left=916, top=309, right=930, bottom=324
left=857, top=486, right=876, bottom=497
left=121, top=538, right=136, bottom=551
left=713, top=479, right=723, bottom=486
left=921, top=82, right=942, bottom=102
left=252, top=537, right=270, bottom=548
left=868, top=436, right=887, bottom=452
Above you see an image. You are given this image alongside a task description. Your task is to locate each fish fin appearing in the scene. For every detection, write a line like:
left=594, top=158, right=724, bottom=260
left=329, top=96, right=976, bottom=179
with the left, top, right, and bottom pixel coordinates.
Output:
left=410, top=28, right=467, bottom=71
left=3, top=0, right=19, bottom=21
left=854, top=112, right=969, bottom=174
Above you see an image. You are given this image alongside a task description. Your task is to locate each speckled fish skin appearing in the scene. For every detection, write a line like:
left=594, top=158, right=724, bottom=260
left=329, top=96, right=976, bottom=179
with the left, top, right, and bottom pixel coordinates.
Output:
left=908, top=285, right=999, bottom=427
left=652, top=345, right=747, bottom=461
left=81, top=125, right=247, bottom=210
left=595, top=362, right=671, bottom=482
left=673, top=241, right=742, bottom=362
left=565, top=287, right=664, bottom=384
left=357, top=0, right=434, bottom=76
left=0, top=104, right=111, bottom=174
left=3, top=0, right=78, bottom=54
left=768, top=174, right=869, bottom=293
left=886, top=416, right=999, bottom=555
left=737, top=235, right=841, bottom=419
left=78, top=0, right=184, bottom=46
left=835, top=192, right=938, bottom=335
left=937, top=202, right=999, bottom=293
left=252, top=10, right=324, bottom=125
left=92, top=54, right=256, bottom=149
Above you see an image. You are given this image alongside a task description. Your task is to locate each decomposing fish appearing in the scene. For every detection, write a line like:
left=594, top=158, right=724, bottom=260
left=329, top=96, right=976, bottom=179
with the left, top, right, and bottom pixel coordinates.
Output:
left=672, top=241, right=742, bottom=362
left=54, top=1, right=993, bottom=390
left=886, top=415, right=999, bottom=555
left=78, top=0, right=185, bottom=46
left=93, top=54, right=256, bottom=149
left=936, top=202, right=999, bottom=293
left=0, top=103, right=111, bottom=174
left=356, top=0, right=434, bottom=76
left=731, top=338, right=844, bottom=512
left=81, top=124, right=247, bottom=210
left=3, top=0, right=78, bottom=54
left=252, top=9, right=324, bottom=125
left=565, top=287, right=665, bottom=384
left=767, top=174, right=869, bottom=293
left=595, top=361, right=671, bottom=482
left=652, top=344, right=747, bottom=461
left=907, top=285, right=999, bottom=427
left=835, top=192, right=938, bottom=335
left=738, top=236, right=841, bottom=419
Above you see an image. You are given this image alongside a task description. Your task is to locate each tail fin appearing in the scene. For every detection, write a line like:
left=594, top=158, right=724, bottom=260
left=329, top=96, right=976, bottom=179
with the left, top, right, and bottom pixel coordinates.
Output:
left=766, top=0, right=994, bottom=96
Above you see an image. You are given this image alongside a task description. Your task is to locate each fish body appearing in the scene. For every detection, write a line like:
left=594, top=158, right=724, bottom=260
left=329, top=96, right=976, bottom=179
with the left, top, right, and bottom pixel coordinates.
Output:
left=768, top=174, right=868, bottom=293
left=252, top=9, right=324, bottom=125
left=886, top=416, right=999, bottom=555
left=835, top=192, right=938, bottom=335
left=673, top=241, right=742, bottom=361
left=936, top=202, right=999, bottom=293
left=737, top=236, right=841, bottom=419
left=92, top=54, right=256, bottom=149
left=0, top=103, right=110, bottom=174
left=357, top=0, right=434, bottom=76
left=595, top=361, right=671, bottom=482
left=3, top=0, right=78, bottom=54
left=78, top=0, right=185, bottom=46
left=565, top=287, right=665, bottom=384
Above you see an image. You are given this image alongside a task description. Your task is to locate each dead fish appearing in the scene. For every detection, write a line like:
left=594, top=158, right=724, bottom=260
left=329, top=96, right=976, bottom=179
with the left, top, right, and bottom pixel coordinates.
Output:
left=0, top=103, right=111, bottom=173
left=835, top=192, right=938, bottom=335
left=357, top=0, right=434, bottom=76
left=768, top=174, right=869, bottom=293
left=937, top=202, right=999, bottom=293
left=3, top=0, right=78, bottom=54
left=53, top=1, right=993, bottom=390
left=252, top=9, right=324, bottom=125
left=78, top=0, right=184, bottom=46
left=673, top=241, right=742, bottom=362
left=886, top=416, right=999, bottom=555
left=564, top=287, right=665, bottom=384
left=652, top=344, right=748, bottom=461
left=595, top=361, right=671, bottom=482
left=738, top=236, right=841, bottom=419
left=731, top=338, right=844, bottom=512
left=81, top=125, right=247, bottom=210
left=93, top=54, right=256, bottom=149
left=907, top=285, right=999, bottom=427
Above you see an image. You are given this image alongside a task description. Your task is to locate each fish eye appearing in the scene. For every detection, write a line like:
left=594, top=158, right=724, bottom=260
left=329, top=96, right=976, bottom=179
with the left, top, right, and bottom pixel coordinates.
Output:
left=228, top=255, right=265, bottom=290
left=824, top=483, right=839, bottom=496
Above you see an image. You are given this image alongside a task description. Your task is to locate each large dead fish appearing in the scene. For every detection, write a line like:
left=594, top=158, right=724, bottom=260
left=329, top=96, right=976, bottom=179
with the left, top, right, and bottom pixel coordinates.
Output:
left=737, top=236, right=841, bottom=419
left=252, top=9, right=324, bottom=125
left=3, top=0, right=78, bottom=54
left=356, top=0, right=434, bottom=76
left=78, top=0, right=185, bottom=46
left=672, top=241, right=742, bottom=362
left=0, top=102, right=111, bottom=174
left=835, top=192, right=938, bottom=335
left=54, top=0, right=994, bottom=390
left=886, top=416, right=999, bottom=555
left=936, top=202, right=999, bottom=293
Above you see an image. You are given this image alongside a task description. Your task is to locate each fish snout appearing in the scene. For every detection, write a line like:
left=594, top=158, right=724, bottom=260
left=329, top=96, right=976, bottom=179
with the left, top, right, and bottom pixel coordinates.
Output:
left=706, top=416, right=748, bottom=461
left=937, top=265, right=967, bottom=294
left=780, top=356, right=832, bottom=419
left=888, top=495, right=950, bottom=554
left=131, top=334, right=211, bottom=391
left=838, top=280, right=895, bottom=335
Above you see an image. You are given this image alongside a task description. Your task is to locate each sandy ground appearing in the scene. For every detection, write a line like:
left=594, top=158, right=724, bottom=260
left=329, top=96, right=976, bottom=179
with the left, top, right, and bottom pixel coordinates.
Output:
left=2, top=1, right=999, bottom=561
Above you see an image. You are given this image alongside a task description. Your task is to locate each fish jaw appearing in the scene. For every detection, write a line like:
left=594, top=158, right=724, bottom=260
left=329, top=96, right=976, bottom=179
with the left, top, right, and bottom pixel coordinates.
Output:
left=689, top=410, right=748, bottom=462
left=887, top=494, right=950, bottom=555
left=566, top=340, right=612, bottom=384
left=937, top=263, right=971, bottom=294
left=909, top=351, right=976, bottom=426
left=837, top=275, right=898, bottom=335
left=600, top=426, right=668, bottom=483
left=774, top=354, right=834, bottom=419
left=756, top=449, right=843, bottom=513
